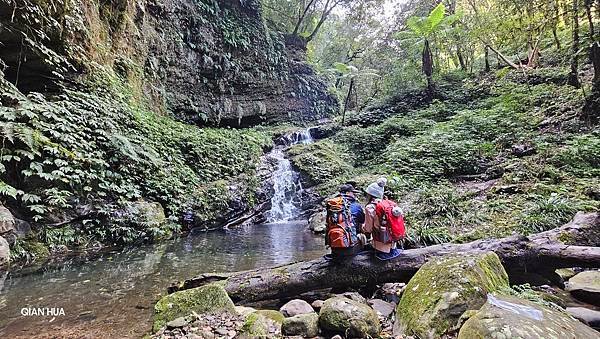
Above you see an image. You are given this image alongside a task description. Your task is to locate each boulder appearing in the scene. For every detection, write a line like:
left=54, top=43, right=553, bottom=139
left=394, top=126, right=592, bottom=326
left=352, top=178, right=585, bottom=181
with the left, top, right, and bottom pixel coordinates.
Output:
left=0, top=205, right=15, bottom=234
left=308, top=211, right=326, bottom=233
left=555, top=268, right=577, bottom=282
left=280, top=299, right=314, bottom=317
left=319, top=297, right=380, bottom=338
left=240, top=312, right=281, bottom=337
left=0, top=236, right=9, bottom=268
left=235, top=306, right=257, bottom=317
left=566, top=271, right=600, bottom=306
left=338, top=291, right=367, bottom=304
left=395, top=252, right=509, bottom=338
left=368, top=299, right=395, bottom=318
left=153, top=283, right=235, bottom=332
left=254, top=310, right=285, bottom=324
left=458, top=294, right=599, bottom=338
left=115, top=200, right=167, bottom=238
left=566, top=307, right=600, bottom=329
left=281, top=312, right=319, bottom=337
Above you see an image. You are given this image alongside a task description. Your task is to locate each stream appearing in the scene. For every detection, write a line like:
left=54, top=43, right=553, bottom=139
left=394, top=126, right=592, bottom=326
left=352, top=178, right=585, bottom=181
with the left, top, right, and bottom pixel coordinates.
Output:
left=0, top=129, right=322, bottom=338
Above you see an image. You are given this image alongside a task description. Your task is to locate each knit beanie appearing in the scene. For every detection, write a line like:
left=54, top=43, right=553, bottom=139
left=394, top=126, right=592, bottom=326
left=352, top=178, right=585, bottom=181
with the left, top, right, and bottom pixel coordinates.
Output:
left=366, top=177, right=387, bottom=199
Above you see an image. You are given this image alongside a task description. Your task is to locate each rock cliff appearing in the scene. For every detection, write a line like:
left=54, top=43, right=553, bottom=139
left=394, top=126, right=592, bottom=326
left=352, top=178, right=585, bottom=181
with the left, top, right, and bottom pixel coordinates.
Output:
left=0, top=0, right=338, bottom=126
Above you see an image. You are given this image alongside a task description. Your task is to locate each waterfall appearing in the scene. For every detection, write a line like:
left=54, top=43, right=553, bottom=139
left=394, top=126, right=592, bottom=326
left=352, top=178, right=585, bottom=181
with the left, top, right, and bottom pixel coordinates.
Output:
left=266, top=128, right=314, bottom=223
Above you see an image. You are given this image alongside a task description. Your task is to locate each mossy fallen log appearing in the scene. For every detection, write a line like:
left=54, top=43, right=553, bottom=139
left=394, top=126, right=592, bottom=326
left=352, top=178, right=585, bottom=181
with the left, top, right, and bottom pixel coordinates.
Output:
left=169, top=212, right=599, bottom=304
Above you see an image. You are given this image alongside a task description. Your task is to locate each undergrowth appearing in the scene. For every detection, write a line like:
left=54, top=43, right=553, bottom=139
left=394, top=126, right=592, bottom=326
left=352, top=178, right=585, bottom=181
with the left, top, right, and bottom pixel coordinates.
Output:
left=291, top=72, right=599, bottom=246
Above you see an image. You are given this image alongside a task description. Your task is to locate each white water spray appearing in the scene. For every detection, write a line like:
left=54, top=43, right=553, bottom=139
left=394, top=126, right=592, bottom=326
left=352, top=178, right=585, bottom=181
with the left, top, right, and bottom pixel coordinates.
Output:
left=267, top=128, right=314, bottom=222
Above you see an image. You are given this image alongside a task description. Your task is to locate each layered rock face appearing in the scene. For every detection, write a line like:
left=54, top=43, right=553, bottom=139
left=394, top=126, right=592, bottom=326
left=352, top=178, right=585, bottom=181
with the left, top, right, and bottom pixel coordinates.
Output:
left=0, top=0, right=338, bottom=126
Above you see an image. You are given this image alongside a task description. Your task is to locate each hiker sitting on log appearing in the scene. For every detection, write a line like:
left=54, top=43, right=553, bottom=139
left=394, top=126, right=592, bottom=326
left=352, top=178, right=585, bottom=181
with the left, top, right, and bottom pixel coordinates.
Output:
left=324, top=183, right=367, bottom=257
left=363, top=178, right=406, bottom=261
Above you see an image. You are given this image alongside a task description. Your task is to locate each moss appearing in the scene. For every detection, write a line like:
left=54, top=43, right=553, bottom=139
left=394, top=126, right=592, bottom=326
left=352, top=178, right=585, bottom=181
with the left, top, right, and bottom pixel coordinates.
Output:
left=396, top=252, right=508, bottom=338
left=21, top=240, right=50, bottom=263
left=241, top=312, right=269, bottom=336
left=318, top=297, right=380, bottom=338
left=557, top=231, right=575, bottom=244
left=153, top=283, right=235, bottom=332
left=254, top=310, right=284, bottom=324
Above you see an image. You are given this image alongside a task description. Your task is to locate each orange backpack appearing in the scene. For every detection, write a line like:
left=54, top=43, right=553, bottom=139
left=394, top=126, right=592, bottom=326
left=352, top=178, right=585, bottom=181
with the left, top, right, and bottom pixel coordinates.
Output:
left=325, top=196, right=356, bottom=248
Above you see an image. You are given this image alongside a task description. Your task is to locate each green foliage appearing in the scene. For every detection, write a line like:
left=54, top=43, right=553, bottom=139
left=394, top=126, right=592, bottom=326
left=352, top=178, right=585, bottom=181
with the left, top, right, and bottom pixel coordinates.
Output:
left=404, top=3, right=458, bottom=39
left=0, top=71, right=271, bottom=249
left=287, top=140, right=353, bottom=192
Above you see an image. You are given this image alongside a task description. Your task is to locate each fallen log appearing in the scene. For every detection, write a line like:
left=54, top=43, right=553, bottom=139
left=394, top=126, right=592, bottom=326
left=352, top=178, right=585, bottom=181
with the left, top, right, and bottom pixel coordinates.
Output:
left=170, top=212, right=599, bottom=304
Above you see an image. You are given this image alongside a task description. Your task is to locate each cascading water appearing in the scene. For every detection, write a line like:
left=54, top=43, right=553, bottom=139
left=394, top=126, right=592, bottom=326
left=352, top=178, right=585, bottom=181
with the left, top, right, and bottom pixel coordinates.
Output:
left=266, top=128, right=314, bottom=222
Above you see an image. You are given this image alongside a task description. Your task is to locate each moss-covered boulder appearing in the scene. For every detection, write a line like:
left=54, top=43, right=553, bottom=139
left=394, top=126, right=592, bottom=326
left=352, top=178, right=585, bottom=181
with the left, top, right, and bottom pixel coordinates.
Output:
left=240, top=311, right=282, bottom=338
left=566, top=270, right=600, bottom=306
left=319, top=297, right=380, bottom=338
left=458, top=294, right=599, bottom=338
left=395, top=252, right=509, bottom=338
left=153, top=283, right=235, bottom=332
left=254, top=309, right=285, bottom=324
left=282, top=312, right=319, bottom=337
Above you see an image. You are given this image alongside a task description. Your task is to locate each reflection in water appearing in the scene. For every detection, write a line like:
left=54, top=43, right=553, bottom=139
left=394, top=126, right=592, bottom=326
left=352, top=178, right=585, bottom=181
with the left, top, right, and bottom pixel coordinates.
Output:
left=0, top=221, right=324, bottom=338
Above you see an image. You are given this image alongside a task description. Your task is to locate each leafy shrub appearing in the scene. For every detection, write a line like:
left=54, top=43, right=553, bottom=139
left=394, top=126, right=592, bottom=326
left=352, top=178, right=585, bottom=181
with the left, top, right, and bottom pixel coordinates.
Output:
left=0, top=75, right=271, bottom=247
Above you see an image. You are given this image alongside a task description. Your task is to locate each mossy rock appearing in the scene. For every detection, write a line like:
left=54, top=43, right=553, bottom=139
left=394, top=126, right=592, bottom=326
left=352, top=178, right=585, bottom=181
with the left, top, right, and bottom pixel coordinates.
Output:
left=319, top=297, right=380, bottom=338
left=153, top=283, right=235, bottom=332
left=282, top=312, right=319, bottom=337
left=254, top=309, right=285, bottom=324
left=240, top=311, right=282, bottom=338
left=21, top=240, right=50, bottom=262
left=395, top=252, right=509, bottom=338
left=458, top=294, right=599, bottom=339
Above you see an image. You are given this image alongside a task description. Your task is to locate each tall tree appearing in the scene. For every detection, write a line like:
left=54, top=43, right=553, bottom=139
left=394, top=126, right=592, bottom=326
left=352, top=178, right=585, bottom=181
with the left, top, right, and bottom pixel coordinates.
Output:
left=568, top=0, right=581, bottom=88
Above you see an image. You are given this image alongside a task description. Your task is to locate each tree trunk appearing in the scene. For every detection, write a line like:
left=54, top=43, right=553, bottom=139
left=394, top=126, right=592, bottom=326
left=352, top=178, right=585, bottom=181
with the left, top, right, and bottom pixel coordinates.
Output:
left=585, top=0, right=595, bottom=40
left=484, top=46, right=491, bottom=72
left=553, top=28, right=562, bottom=50
left=292, top=0, right=317, bottom=36
left=422, top=39, right=435, bottom=96
left=341, top=78, right=354, bottom=125
left=568, top=0, right=581, bottom=88
left=584, top=41, right=600, bottom=121
left=170, top=213, right=600, bottom=304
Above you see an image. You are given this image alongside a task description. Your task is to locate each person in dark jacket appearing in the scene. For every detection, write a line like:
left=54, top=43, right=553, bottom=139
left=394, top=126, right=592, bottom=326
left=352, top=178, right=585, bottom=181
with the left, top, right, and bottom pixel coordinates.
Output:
left=328, top=183, right=367, bottom=258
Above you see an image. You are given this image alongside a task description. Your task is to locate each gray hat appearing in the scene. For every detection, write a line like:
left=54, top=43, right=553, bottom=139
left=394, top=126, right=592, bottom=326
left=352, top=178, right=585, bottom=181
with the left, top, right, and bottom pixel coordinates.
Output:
left=365, top=177, right=387, bottom=199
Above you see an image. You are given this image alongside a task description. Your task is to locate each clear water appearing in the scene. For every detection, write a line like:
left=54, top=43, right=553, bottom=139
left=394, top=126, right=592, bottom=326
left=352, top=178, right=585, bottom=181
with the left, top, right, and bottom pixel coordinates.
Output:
left=0, top=221, right=324, bottom=338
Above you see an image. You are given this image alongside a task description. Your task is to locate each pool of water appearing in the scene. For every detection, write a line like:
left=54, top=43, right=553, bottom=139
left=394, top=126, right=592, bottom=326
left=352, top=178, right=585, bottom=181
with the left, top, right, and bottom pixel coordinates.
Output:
left=0, top=221, right=324, bottom=338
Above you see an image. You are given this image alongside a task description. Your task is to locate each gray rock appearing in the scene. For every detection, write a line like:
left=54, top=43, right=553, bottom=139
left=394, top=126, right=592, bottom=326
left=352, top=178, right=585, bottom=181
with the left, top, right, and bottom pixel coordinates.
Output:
left=458, top=294, right=599, bottom=338
left=566, top=270, right=600, bottom=306
left=319, top=297, right=380, bottom=338
left=166, top=316, right=188, bottom=329
left=0, top=205, right=15, bottom=235
left=311, top=299, right=324, bottom=310
left=0, top=236, right=9, bottom=268
left=308, top=211, right=326, bottom=233
left=368, top=299, right=395, bottom=318
left=13, top=218, right=31, bottom=237
left=566, top=307, right=600, bottom=329
left=281, top=312, right=319, bottom=337
left=235, top=305, right=256, bottom=317
left=339, top=291, right=367, bottom=304
left=280, top=299, right=314, bottom=317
